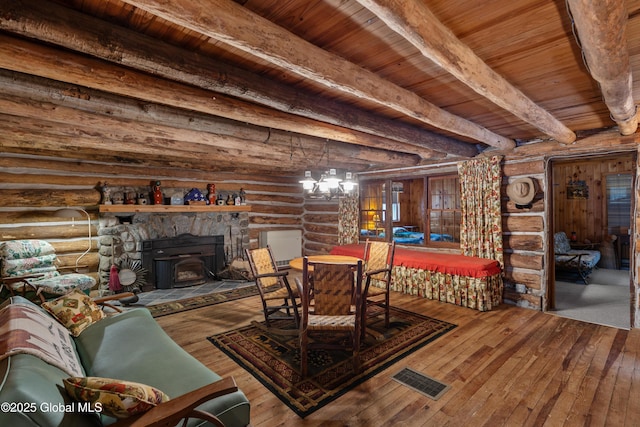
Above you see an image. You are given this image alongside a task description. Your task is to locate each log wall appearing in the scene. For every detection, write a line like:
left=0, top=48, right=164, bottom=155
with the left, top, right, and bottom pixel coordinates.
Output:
left=2, top=127, right=639, bottom=325
left=0, top=153, right=304, bottom=289
left=498, top=131, right=639, bottom=328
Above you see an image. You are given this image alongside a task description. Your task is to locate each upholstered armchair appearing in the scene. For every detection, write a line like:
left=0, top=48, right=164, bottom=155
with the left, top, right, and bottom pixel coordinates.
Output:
left=0, top=240, right=95, bottom=303
left=554, top=232, right=601, bottom=284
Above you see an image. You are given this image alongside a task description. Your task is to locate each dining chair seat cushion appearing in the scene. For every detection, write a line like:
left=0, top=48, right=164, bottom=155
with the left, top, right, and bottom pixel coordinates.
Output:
left=308, top=314, right=356, bottom=330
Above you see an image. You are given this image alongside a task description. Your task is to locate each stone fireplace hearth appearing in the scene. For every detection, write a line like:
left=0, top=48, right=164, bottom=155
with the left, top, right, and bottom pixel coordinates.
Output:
left=97, top=211, right=249, bottom=293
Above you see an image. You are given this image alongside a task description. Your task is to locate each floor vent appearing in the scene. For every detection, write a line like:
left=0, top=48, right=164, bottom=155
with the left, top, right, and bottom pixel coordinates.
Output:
left=392, top=367, right=450, bottom=400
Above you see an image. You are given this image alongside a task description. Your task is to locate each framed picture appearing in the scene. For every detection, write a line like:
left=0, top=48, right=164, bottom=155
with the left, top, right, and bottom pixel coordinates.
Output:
left=567, top=180, right=589, bottom=199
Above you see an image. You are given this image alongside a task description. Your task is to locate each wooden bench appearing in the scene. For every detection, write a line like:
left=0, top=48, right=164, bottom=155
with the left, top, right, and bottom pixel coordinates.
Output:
left=330, top=244, right=503, bottom=311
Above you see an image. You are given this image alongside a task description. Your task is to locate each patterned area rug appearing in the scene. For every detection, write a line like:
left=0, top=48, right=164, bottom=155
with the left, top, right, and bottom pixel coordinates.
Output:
left=208, top=307, right=456, bottom=418
left=147, top=285, right=259, bottom=317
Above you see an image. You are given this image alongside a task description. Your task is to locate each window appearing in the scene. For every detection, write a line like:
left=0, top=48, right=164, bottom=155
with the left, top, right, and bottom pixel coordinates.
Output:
left=358, top=174, right=460, bottom=247
left=359, top=180, right=386, bottom=239
left=427, top=176, right=460, bottom=245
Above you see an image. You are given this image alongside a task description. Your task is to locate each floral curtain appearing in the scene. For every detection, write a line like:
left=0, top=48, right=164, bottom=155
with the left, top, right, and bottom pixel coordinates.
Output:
left=338, top=192, right=359, bottom=245
left=457, top=155, right=504, bottom=269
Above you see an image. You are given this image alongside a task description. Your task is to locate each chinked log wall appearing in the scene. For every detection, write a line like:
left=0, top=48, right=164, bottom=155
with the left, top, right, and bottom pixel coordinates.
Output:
left=1, top=131, right=638, bottom=321
left=499, top=131, right=639, bottom=321
left=0, top=154, right=304, bottom=289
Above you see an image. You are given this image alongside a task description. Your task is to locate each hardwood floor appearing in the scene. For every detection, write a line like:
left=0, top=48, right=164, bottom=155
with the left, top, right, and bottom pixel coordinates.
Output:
left=155, top=291, right=640, bottom=426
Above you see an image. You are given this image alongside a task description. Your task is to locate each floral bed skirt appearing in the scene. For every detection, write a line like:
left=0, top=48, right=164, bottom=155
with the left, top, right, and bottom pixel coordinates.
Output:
left=386, top=265, right=503, bottom=312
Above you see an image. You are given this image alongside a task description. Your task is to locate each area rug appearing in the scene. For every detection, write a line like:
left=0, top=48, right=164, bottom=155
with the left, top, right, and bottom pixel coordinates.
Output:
left=208, top=307, right=456, bottom=418
left=147, top=285, right=259, bottom=317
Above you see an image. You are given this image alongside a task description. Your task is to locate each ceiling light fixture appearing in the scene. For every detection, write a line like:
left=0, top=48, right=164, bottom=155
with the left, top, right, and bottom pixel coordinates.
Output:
left=300, top=169, right=358, bottom=200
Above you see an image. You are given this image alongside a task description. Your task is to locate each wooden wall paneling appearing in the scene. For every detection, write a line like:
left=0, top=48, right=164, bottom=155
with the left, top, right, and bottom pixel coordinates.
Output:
left=501, top=159, right=546, bottom=310
left=502, top=159, right=545, bottom=176
left=503, top=234, right=543, bottom=252
left=502, top=215, right=544, bottom=233
left=0, top=223, right=96, bottom=241
left=0, top=189, right=100, bottom=207
left=503, top=270, right=542, bottom=290
left=0, top=152, right=306, bottom=291
left=553, top=155, right=634, bottom=244
left=504, top=253, right=544, bottom=271
left=302, top=200, right=340, bottom=255
left=635, top=147, right=640, bottom=327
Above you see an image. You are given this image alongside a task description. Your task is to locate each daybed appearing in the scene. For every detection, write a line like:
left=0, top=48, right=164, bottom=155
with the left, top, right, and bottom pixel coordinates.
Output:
left=331, top=243, right=502, bottom=311
left=391, top=227, right=454, bottom=244
left=0, top=294, right=250, bottom=427
left=359, top=228, right=454, bottom=245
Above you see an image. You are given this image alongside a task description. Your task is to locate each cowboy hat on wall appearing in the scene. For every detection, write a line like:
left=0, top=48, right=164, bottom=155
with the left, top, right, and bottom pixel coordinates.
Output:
left=507, top=177, right=536, bottom=208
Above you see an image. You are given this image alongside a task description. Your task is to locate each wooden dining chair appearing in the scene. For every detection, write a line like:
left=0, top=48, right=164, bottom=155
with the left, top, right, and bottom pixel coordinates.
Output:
left=362, top=239, right=396, bottom=331
left=245, top=246, right=300, bottom=328
left=295, top=257, right=363, bottom=377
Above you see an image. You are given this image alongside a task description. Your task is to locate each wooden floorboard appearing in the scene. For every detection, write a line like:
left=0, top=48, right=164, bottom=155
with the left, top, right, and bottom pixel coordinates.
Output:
left=153, top=290, right=640, bottom=426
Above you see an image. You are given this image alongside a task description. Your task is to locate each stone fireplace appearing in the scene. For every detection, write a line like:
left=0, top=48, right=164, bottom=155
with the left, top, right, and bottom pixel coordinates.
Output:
left=97, top=211, right=249, bottom=293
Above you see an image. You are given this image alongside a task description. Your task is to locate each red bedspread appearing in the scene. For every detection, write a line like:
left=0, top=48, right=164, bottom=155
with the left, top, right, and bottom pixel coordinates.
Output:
left=330, top=244, right=501, bottom=278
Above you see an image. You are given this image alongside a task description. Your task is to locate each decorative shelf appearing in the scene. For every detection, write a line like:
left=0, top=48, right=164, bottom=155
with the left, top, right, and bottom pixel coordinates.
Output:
left=99, top=204, right=251, bottom=213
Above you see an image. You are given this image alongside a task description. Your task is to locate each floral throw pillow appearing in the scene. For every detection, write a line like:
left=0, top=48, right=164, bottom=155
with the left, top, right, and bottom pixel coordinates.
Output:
left=63, top=376, right=170, bottom=419
left=42, top=289, right=105, bottom=337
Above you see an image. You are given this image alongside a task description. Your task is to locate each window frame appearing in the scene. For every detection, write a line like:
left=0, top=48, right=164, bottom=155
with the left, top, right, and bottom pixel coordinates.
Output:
left=358, top=173, right=461, bottom=248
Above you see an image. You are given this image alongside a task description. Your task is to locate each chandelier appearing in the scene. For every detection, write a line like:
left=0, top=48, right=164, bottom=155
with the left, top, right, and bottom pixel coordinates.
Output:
left=299, top=169, right=358, bottom=199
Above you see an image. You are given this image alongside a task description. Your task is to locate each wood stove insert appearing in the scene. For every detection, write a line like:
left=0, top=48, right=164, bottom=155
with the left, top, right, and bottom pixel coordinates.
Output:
left=141, top=233, right=224, bottom=289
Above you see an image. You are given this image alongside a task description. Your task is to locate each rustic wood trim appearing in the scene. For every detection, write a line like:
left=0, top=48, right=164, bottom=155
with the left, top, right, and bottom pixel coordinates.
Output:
left=0, top=0, right=478, bottom=159
left=0, top=37, right=428, bottom=167
left=120, top=0, right=515, bottom=149
left=356, top=0, right=575, bottom=144
left=0, top=70, right=419, bottom=171
left=566, top=0, right=638, bottom=135
left=99, top=205, right=252, bottom=213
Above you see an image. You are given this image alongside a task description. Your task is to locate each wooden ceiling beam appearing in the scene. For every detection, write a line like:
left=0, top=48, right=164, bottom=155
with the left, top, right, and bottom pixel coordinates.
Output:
left=566, top=0, right=638, bottom=135
left=0, top=35, right=432, bottom=165
left=0, top=72, right=419, bottom=170
left=355, top=0, right=577, bottom=144
left=120, top=0, right=516, bottom=150
left=0, top=0, right=473, bottom=159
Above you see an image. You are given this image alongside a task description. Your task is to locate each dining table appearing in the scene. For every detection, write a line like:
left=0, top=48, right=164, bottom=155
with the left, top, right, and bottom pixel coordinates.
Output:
left=288, top=254, right=362, bottom=271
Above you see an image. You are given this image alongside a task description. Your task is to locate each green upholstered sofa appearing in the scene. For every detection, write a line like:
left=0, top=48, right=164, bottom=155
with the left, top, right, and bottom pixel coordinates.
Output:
left=0, top=296, right=250, bottom=427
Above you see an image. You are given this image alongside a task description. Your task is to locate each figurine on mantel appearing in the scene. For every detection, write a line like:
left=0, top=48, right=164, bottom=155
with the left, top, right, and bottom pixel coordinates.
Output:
left=125, top=191, right=137, bottom=205
left=184, top=188, right=207, bottom=205
left=239, top=188, right=246, bottom=205
left=100, top=181, right=112, bottom=205
left=152, top=180, right=163, bottom=205
left=207, top=183, right=216, bottom=205
left=112, top=192, right=124, bottom=204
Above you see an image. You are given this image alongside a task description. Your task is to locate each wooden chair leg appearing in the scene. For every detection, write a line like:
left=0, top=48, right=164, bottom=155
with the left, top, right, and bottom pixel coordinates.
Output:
left=300, top=332, right=308, bottom=377
left=384, top=291, right=390, bottom=328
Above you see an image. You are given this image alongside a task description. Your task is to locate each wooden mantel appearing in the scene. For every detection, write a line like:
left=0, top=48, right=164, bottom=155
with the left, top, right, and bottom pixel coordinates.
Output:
left=99, top=204, right=251, bottom=213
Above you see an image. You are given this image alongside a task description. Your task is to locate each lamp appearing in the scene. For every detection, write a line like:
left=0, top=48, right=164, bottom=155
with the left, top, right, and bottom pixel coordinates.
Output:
left=54, top=208, right=91, bottom=269
left=300, top=169, right=358, bottom=200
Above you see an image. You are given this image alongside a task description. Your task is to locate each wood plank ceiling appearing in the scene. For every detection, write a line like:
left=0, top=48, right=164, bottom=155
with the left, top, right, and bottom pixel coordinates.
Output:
left=1, top=0, right=639, bottom=174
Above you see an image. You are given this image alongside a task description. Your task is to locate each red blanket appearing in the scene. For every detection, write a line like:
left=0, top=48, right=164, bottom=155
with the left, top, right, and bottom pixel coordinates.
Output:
left=330, top=244, right=501, bottom=278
